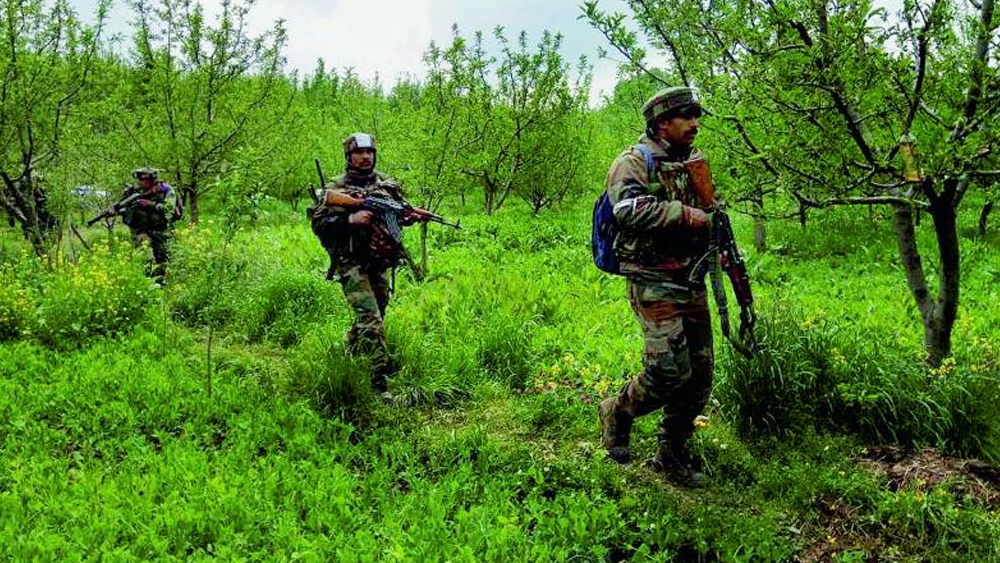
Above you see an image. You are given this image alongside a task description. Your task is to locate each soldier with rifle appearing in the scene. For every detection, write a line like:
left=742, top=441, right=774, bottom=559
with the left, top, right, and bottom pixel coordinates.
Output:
left=594, top=87, right=755, bottom=487
left=90, top=167, right=183, bottom=284
left=308, top=132, right=459, bottom=401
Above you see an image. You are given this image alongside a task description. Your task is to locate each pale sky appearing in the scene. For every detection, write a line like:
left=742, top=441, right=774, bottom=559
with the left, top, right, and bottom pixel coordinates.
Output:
left=75, top=0, right=644, bottom=104
left=74, top=0, right=908, bottom=104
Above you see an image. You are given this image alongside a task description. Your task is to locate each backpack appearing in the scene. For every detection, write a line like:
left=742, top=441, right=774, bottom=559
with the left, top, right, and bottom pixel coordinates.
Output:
left=592, top=143, right=655, bottom=274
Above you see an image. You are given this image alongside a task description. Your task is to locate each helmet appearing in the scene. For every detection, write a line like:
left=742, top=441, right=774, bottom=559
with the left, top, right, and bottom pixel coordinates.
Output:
left=343, top=132, right=377, bottom=159
left=642, top=87, right=702, bottom=129
left=132, top=166, right=159, bottom=181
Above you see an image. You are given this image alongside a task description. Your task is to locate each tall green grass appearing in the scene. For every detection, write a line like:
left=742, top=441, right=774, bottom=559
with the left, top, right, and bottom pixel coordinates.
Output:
left=0, top=196, right=997, bottom=560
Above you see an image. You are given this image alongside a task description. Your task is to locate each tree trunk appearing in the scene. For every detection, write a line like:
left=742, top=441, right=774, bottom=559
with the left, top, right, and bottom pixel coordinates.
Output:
left=925, top=193, right=961, bottom=367
left=187, top=187, right=200, bottom=224
left=483, top=175, right=495, bottom=215
left=979, top=200, right=994, bottom=237
left=753, top=215, right=767, bottom=254
left=65, top=218, right=77, bottom=265
left=891, top=198, right=960, bottom=367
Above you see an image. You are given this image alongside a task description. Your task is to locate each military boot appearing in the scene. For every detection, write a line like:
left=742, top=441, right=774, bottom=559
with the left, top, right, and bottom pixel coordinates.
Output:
left=652, top=440, right=706, bottom=488
left=371, top=372, right=393, bottom=403
left=598, top=397, right=633, bottom=463
left=371, top=359, right=397, bottom=403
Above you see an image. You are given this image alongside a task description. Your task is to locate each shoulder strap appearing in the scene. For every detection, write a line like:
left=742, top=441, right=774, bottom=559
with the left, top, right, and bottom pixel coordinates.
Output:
left=634, top=144, right=655, bottom=177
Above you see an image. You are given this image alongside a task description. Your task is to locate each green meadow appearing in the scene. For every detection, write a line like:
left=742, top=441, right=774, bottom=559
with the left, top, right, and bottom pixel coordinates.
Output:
left=1, top=197, right=997, bottom=562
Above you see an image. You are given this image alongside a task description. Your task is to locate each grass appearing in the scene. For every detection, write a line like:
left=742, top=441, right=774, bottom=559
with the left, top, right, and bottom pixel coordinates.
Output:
left=0, top=195, right=998, bottom=561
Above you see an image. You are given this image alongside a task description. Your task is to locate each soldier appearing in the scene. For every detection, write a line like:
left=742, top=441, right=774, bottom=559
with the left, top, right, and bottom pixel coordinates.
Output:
left=310, top=133, right=420, bottom=401
left=598, top=87, right=714, bottom=487
left=121, top=167, right=183, bottom=284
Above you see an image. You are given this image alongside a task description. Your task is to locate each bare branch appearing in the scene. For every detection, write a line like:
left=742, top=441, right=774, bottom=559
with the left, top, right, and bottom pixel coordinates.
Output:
left=952, top=0, right=996, bottom=141
left=802, top=194, right=932, bottom=210
left=633, top=0, right=691, bottom=85
left=902, top=0, right=941, bottom=134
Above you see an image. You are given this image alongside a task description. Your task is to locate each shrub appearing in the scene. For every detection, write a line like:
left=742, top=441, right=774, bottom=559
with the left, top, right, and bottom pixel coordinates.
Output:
left=717, top=304, right=1000, bottom=462
left=167, top=222, right=248, bottom=326
left=0, top=262, right=35, bottom=341
left=33, top=246, right=154, bottom=348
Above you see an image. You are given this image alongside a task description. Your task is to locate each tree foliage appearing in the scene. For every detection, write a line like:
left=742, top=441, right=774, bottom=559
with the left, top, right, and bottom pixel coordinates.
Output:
left=584, top=0, right=1000, bottom=365
left=0, top=0, right=107, bottom=253
left=127, top=0, right=292, bottom=222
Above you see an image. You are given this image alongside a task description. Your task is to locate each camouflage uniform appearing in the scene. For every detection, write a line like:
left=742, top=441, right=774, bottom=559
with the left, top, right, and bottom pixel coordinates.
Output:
left=310, top=134, right=409, bottom=397
left=599, top=88, right=714, bottom=484
left=122, top=168, right=183, bottom=283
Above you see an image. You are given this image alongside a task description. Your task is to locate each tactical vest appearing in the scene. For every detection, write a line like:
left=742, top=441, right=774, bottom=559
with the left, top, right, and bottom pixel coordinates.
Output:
left=122, top=184, right=172, bottom=232
left=310, top=172, right=405, bottom=271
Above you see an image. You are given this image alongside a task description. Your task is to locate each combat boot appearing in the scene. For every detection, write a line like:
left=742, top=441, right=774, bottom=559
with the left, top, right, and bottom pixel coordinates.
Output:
left=371, top=373, right=393, bottom=402
left=652, top=440, right=706, bottom=488
left=598, top=396, right=633, bottom=463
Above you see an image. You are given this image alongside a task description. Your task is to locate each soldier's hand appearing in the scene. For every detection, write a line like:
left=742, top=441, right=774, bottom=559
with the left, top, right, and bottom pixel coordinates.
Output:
left=402, top=209, right=423, bottom=224
left=684, top=206, right=711, bottom=230
left=348, top=210, right=374, bottom=226
left=136, top=198, right=154, bottom=208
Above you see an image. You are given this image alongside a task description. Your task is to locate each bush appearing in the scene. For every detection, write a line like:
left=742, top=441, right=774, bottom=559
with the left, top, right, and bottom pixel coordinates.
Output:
left=0, top=261, right=35, bottom=341
left=167, top=222, right=248, bottom=326
left=717, top=305, right=1000, bottom=462
left=32, top=246, right=154, bottom=348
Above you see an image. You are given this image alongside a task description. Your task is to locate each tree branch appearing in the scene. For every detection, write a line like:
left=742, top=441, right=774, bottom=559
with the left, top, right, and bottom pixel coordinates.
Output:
left=951, top=0, right=996, bottom=142
left=633, top=0, right=690, bottom=85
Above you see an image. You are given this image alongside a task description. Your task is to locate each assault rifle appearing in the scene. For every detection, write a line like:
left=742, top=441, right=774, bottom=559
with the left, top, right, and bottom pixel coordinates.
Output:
left=322, top=190, right=461, bottom=242
left=686, top=156, right=757, bottom=358
left=87, top=192, right=142, bottom=226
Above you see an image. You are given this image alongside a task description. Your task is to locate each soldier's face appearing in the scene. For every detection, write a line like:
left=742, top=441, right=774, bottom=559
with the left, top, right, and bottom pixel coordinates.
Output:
left=349, top=148, right=375, bottom=169
left=138, top=176, right=155, bottom=190
left=657, top=115, right=699, bottom=147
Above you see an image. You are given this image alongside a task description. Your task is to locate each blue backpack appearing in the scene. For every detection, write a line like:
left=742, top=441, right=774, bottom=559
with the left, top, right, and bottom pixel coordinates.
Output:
left=592, top=144, right=655, bottom=274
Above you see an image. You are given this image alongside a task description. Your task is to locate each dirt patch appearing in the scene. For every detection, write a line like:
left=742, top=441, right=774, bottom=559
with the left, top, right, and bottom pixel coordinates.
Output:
left=801, top=446, right=1000, bottom=562
left=800, top=495, right=875, bottom=563
left=860, top=445, right=1000, bottom=506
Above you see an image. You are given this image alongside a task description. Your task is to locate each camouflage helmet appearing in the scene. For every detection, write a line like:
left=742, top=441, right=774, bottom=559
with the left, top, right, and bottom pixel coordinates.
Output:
left=131, top=166, right=159, bottom=180
left=642, top=87, right=702, bottom=128
left=343, top=132, right=377, bottom=159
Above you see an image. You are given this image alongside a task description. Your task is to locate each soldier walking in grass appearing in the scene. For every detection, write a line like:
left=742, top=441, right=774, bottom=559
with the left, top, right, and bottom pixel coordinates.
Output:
left=596, top=87, right=715, bottom=487
left=120, top=167, right=183, bottom=285
left=309, top=133, right=422, bottom=401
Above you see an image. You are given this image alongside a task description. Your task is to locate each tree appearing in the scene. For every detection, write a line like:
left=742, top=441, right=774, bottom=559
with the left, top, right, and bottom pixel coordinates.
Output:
left=127, top=0, right=291, bottom=223
left=0, top=0, right=107, bottom=254
left=459, top=28, right=592, bottom=215
left=585, top=0, right=1000, bottom=366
